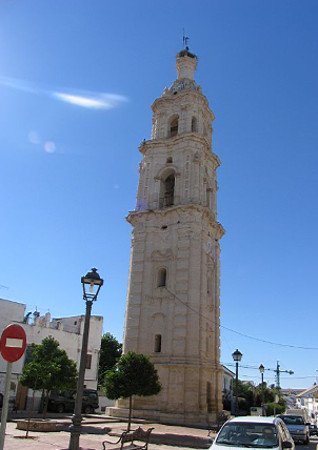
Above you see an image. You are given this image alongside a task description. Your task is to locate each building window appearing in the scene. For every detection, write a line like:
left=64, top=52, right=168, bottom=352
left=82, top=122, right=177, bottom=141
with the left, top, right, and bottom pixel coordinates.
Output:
left=166, top=157, right=173, bottom=163
left=169, top=116, right=179, bottom=137
left=164, top=174, right=175, bottom=206
left=159, top=168, right=176, bottom=209
left=207, top=382, right=212, bottom=413
left=154, top=334, right=162, bottom=352
left=191, top=116, right=198, bottom=132
left=157, top=268, right=167, bottom=287
left=86, top=354, right=92, bottom=369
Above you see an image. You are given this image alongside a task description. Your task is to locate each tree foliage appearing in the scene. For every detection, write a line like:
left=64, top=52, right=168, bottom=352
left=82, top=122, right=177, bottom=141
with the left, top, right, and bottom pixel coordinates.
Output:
left=232, top=380, right=286, bottom=415
left=104, top=351, right=161, bottom=430
left=98, top=332, right=122, bottom=387
left=20, top=336, right=78, bottom=416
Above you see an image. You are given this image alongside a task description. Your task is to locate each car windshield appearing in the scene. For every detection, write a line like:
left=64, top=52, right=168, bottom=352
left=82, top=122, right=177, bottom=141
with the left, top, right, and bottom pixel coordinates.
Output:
left=215, top=422, right=278, bottom=448
left=280, top=416, right=304, bottom=425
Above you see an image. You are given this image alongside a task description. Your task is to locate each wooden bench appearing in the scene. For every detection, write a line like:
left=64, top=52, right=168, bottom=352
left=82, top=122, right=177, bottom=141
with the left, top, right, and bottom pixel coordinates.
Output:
left=102, top=427, right=154, bottom=450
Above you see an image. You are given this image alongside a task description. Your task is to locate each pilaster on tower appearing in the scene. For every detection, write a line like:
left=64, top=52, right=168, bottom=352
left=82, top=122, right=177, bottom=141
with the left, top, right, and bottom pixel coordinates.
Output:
left=107, top=48, right=224, bottom=426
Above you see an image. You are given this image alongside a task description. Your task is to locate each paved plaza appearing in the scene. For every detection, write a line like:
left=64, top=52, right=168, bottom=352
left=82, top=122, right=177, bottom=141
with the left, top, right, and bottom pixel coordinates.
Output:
left=2, top=415, right=213, bottom=450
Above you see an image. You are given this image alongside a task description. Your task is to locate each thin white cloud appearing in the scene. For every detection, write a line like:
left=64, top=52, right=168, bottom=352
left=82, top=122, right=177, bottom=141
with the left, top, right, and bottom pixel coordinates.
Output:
left=53, top=92, right=127, bottom=110
left=0, top=76, right=128, bottom=110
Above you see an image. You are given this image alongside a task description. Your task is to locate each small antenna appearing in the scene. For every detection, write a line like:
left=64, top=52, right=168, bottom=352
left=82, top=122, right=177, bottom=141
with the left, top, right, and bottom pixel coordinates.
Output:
left=182, top=29, right=189, bottom=50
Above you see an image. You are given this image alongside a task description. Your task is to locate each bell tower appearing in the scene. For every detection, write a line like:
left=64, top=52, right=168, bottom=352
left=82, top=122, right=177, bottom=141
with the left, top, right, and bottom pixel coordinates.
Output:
left=111, top=48, right=224, bottom=425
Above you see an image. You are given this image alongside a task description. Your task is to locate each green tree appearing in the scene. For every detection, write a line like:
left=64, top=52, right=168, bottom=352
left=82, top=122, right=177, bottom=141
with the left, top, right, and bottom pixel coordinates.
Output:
left=254, top=382, right=275, bottom=406
left=233, top=380, right=286, bottom=415
left=98, top=332, right=122, bottom=387
left=233, top=381, right=255, bottom=414
left=104, top=351, right=161, bottom=431
left=20, top=336, right=78, bottom=417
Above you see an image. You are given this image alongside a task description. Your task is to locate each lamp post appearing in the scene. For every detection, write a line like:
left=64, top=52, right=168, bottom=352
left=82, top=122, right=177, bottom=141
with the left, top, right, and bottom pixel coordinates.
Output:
left=259, top=364, right=265, bottom=416
left=69, top=268, right=103, bottom=450
left=232, top=349, right=242, bottom=416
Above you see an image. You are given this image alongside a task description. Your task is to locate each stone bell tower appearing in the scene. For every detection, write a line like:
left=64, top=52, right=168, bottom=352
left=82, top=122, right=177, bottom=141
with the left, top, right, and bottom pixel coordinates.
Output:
left=111, top=48, right=224, bottom=425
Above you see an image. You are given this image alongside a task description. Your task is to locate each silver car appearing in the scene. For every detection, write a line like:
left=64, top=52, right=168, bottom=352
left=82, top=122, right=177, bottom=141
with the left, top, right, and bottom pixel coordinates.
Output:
left=277, top=415, right=310, bottom=445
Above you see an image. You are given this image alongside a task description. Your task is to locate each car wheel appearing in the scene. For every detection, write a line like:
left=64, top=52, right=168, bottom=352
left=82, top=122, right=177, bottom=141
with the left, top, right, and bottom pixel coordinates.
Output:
left=57, top=403, right=64, bottom=413
left=83, top=405, right=93, bottom=414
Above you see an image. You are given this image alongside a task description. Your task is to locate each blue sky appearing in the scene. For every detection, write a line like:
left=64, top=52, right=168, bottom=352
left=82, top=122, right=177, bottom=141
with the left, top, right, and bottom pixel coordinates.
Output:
left=1, top=0, right=318, bottom=389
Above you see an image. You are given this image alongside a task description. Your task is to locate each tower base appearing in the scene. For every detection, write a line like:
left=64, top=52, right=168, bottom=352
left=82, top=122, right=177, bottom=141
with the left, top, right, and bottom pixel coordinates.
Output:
left=106, top=406, right=217, bottom=427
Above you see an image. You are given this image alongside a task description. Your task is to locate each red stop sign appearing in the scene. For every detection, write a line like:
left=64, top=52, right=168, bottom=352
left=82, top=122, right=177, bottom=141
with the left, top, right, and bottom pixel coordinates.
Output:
left=0, top=324, right=27, bottom=363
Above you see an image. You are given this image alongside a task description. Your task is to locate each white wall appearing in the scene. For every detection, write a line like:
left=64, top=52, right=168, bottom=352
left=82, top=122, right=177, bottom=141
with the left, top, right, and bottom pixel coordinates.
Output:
left=0, top=299, right=103, bottom=401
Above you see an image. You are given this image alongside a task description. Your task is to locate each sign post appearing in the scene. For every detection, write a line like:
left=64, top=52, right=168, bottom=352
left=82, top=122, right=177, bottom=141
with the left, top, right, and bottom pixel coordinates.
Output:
left=0, top=324, right=27, bottom=450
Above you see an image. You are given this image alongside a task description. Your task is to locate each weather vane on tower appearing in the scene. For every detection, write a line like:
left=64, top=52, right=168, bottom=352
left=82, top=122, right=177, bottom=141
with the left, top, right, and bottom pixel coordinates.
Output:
left=182, top=29, right=189, bottom=50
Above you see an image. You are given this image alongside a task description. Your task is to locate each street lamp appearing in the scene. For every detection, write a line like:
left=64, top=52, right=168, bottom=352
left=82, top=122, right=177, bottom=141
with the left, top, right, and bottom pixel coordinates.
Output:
left=69, top=268, right=103, bottom=450
left=259, top=364, right=265, bottom=416
left=232, top=349, right=242, bottom=416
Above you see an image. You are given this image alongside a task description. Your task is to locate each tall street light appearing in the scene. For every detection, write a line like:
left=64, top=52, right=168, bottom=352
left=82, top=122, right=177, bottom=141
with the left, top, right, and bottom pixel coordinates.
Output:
left=232, top=349, right=242, bottom=416
left=69, top=268, right=103, bottom=450
left=259, top=364, right=265, bottom=416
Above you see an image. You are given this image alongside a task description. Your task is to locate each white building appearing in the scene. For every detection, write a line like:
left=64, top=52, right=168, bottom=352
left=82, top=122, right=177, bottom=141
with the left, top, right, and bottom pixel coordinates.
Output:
left=281, top=388, right=304, bottom=409
left=295, top=385, right=318, bottom=425
left=222, top=365, right=234, bottom=412
left=0, top=298, right=103, bottom=408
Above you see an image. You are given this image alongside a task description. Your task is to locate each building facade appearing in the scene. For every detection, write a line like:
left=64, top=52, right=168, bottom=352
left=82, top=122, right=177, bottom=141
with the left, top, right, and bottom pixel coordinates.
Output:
left=222, top=365, right=234, bottom=412
left=295, top=385, right=318, bottom=425
left=110, top=48, right=224, bottom=425
left=0, top=298, right=103, bottom=408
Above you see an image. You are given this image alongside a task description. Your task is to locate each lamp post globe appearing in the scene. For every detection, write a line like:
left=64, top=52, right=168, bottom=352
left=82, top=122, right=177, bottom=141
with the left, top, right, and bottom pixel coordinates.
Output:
left=81, top=267, right=104, bottom=300
left=259, top=364, right=265, bottom=415
left=69, top=268, right=104, bottom=450
left=232, top=349, right=242, bottom=362
left=232, top=349, right=242, bottom=416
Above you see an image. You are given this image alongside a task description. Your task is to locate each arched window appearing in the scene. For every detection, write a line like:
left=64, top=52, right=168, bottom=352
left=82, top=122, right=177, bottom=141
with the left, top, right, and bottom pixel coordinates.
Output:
left=164, top=174, right=175, bottom=206
left=191, top=116, right=198, bottom=132
left=159, top=167, right=176, bottom=208
left=157, top=268, right=167, bottom=287
left=154, top=334, right=162, bottom=353
left=169, top=116, right=179, bottom=137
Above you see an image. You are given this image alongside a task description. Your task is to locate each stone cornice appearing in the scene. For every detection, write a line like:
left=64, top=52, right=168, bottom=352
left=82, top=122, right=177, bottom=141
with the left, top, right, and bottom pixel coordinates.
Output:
left=127, top=204, right=225, bottom=239
left=151, top=89, right=214, bottom=121
left=139, top=134, right=221, bottom=169
left=151, top=356, right=223, bottom=369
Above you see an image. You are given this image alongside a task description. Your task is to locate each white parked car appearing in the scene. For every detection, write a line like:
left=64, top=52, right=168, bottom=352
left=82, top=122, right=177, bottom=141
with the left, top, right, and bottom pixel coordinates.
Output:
left=209, top=416, right=295, bottom=450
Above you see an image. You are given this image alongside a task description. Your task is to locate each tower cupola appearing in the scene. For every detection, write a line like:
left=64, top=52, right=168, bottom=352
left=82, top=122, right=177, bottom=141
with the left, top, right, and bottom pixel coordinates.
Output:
left=176, top=49, right=197, bottom=80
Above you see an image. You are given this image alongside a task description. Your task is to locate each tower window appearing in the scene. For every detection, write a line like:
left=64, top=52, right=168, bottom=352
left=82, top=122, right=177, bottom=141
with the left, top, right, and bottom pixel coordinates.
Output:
left=86, top=354, right=92, bottom=369
left=166, top=157, right=173, bottom=163
left=191, top=116, right=198, bottom=132
left=207, top=382, right=212, bottom=413
left=154, top=334, right=162, bottom=352
left=162, top=174, right=175, bottom=207
left=169, top=116, right=179, bottom=137
left=157, top=268, right=167, bottom=287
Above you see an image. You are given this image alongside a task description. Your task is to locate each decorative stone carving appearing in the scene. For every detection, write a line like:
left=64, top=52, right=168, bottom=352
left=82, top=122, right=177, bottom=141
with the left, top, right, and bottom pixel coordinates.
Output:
left=151, top=249, right=174, bottom=261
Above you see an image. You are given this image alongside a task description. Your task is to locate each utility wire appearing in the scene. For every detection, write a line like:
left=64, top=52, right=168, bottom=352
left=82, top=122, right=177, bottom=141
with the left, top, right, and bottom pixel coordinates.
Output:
left=165, top=287, right=318, bottom=351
